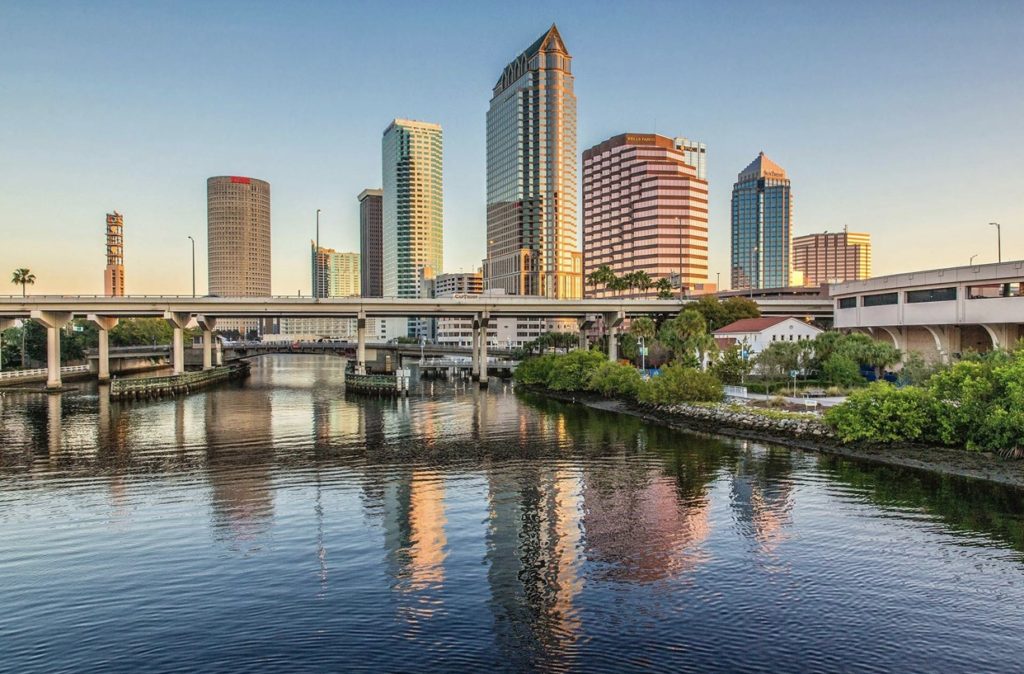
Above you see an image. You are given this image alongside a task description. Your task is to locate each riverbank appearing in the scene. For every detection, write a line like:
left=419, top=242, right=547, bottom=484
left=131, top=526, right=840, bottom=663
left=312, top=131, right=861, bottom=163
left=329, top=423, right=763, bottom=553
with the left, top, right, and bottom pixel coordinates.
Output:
left=525, top=387, right=1024, bottom=489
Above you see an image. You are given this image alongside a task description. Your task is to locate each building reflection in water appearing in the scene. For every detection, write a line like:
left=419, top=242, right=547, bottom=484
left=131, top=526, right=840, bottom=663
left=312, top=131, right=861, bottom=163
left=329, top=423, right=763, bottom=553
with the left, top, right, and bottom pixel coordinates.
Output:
left=486, top=465, right=584, bottom=670
left=730, top=443, right=796, bottom=556
left=203, top=385, right=275, bottom=550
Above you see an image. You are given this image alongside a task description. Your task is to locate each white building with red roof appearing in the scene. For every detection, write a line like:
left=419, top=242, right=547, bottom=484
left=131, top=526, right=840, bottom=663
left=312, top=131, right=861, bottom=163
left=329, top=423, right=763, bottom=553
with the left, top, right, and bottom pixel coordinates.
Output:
left=713, top=316, right=822, bottom=356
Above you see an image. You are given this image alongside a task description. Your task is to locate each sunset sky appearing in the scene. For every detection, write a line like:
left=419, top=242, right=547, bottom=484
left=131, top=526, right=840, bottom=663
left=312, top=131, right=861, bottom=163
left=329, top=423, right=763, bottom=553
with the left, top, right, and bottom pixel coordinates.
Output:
left=2, top=0, right=1022, bottom=295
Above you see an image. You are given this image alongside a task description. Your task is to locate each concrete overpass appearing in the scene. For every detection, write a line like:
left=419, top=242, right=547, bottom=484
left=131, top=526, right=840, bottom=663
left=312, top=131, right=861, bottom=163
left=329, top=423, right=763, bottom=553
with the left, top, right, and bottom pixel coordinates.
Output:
left=832, top=260, right=1024, bottom=361
left=0, top=294, right=832, bottom=389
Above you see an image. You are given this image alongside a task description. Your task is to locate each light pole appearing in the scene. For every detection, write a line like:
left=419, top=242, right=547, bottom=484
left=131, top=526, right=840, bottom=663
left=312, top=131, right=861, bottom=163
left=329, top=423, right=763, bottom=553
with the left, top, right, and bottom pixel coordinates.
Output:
left=989, top=222, right=1002, bottom=263
left=823, top=230, right=829, bottom=286
left=187, top=235, right=195, bottom=298
left=639, top=335, right=646, bottom=373
left=315, top=209, right=322, bottom=299
left=970, top=253, right=978, bottom=266
left=716, top=272, right=720, bottom=292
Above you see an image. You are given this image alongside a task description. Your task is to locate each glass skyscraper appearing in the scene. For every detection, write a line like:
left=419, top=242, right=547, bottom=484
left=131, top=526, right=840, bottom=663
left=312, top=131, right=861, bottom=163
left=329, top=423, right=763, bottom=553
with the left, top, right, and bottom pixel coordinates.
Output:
left=382, top=118, right=443, bottom=337
left=731, top=152, right=792, bottom=290
left=484, top=25, right=582, bottom=299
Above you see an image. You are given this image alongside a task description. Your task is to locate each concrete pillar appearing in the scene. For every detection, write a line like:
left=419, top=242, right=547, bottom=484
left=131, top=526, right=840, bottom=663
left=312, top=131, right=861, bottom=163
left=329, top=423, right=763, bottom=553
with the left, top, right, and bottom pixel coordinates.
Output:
left=87, top=315, right=119, bottom=382
left=577, top=317, right=593, bottom=351
left=31, top=311, right=72, bottom=390
left=981, top=323, right=1016, bottom=351
left=0, top=318, right=15, bottom=371
left=471, top=316, right=481, bottom=381
left=198, top=316, right=217, bottom=371
left=356, top=314, right=367, bottom=374
left=164, top=311, right=192, bottom=376
left=604, top=312, right=625, bottom=362
left=478, top=315, right=490, bottom=387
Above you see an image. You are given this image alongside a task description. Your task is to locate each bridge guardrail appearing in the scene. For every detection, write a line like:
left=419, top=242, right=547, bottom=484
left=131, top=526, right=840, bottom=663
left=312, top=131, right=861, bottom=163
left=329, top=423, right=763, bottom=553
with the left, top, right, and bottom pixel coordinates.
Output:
left=0, top=364, right=91, bottom=381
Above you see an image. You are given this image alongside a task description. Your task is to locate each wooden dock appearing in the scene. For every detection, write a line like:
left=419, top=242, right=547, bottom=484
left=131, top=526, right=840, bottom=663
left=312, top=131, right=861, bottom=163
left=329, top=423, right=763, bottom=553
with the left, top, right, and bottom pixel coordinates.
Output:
left=110, top=363, right=249, bottom=401
left=344, top=369, right=410, bottom=396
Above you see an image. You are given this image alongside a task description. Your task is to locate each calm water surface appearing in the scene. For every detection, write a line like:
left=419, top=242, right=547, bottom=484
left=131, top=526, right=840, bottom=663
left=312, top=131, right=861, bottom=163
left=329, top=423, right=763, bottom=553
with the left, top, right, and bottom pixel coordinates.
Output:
left=2, top=355, right=1024, bottom=673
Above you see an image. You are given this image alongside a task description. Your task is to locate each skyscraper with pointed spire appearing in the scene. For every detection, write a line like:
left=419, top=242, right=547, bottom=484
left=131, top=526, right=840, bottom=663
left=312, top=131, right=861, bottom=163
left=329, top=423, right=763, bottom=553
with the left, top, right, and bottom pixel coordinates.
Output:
left=731, top=152, right=792, bottom=289
left=484, top=25, right=582, bottom=299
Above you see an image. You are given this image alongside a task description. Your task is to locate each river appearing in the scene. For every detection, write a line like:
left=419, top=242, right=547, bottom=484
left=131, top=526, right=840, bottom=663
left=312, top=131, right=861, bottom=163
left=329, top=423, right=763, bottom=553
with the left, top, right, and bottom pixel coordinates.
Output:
left=2, top=355, right=1024, bottom=672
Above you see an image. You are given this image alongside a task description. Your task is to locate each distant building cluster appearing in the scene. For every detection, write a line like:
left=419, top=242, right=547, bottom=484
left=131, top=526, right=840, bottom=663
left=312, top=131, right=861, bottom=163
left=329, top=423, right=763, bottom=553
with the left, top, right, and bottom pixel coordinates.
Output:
left=98, top=24, right=876, bottom=342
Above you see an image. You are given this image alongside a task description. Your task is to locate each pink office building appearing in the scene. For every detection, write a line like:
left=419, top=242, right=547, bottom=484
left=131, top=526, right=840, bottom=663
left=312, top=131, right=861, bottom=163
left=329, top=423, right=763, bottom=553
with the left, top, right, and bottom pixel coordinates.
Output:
left=582, top=133, right=711, bottom=298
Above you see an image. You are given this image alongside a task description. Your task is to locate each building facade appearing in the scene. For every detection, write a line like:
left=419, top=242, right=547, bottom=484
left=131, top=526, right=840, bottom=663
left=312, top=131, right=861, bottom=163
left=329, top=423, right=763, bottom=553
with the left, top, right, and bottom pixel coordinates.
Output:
left=103, top=211, right=125, bottom=297
left=730, top=153, right=792, bottom=290
left=311, top=244, right=360, bottom=298
left=359, top=188, right=384, bottom=298
left=207, top=176, right=271, bottom=334
left=793, top=230, right=871, bottom=286
left=382, top=119, right=443, bottom=338
left=484, top=24, right=582, bottom=299
left=582, top=133, right=710, bottom=299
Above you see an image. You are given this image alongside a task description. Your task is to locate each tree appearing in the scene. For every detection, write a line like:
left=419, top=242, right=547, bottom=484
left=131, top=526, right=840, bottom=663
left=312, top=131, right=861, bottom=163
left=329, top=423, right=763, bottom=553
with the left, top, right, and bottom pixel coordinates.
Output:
left=711, top=345, right=753, bottom=385
left=634, top=271, right=653, bottom=295
left=586, top=265, right=617, bottom=295
left=755, top=340, right=803, bottom=390
left=654, top=278, right=673, bottom=299
left=636, top=364, right=724, bottom=404
left=691, top=295, right=762, bottom=331
left=11, top=268, right=35, bottom=297
left=629, top=316, right=656, bottom=342
left=658, top=309, right=715, bottom=367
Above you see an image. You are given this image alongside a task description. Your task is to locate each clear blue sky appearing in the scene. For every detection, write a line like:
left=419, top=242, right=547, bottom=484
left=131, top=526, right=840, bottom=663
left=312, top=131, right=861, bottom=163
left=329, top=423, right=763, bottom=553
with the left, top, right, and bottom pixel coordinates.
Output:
left=2, top=0, right=1022, bottom=294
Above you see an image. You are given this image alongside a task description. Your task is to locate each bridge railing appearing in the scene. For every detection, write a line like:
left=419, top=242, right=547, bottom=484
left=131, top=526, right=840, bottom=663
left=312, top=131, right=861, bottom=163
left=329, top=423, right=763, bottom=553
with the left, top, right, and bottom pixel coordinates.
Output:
left=0, top=364, right=91, bottom=381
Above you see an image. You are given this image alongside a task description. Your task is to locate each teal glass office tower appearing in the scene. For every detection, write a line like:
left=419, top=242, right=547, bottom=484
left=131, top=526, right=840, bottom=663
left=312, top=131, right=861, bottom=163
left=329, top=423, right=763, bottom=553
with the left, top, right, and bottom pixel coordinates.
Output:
left=731, top=152, right=792, bottom=290
left=382, top=118, right=443, bottom=337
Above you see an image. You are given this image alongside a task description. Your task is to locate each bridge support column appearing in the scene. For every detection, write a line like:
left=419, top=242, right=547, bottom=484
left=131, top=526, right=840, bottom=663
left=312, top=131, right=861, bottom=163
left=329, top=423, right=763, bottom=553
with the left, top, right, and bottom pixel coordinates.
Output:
left=31, top=310, right=72, bottom=390
left=604, top=312, right=624, bottom=362
left=980, top=323, right=1017, bottom=351
left=164, top=312, right=192, bottom=375
left=471, top=317, right=481, bottom=381
left=577, top=317, right=593, bottom=351
left=356, top=314, right=367, bottom=374
left=87, top=315, right=119, bottom=382
left=478, top=315, right=490, bottom=387
left=198, top=316, right=217, bottom=371
left=924, top=325, right=961, bottom=364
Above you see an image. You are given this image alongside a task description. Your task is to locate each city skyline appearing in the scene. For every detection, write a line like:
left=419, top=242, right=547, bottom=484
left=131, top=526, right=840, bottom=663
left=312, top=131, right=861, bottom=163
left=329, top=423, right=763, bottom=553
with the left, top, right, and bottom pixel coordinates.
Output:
left=2, top=2, right=1022, bottom=295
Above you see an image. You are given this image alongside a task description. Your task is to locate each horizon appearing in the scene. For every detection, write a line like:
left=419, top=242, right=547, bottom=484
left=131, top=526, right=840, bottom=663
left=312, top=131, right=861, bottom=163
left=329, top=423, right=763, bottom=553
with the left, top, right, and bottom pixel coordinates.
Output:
left=2, top=0, right=1022, bottom=295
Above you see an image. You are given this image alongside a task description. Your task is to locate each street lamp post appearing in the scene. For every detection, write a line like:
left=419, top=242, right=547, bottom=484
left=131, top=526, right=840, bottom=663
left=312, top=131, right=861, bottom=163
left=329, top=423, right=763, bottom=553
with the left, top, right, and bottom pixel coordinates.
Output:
left=970, top=253, right=978, bottom=266
left=315, top=209, right=322, bottom=299
left=187, top=235, right=195, bottom=298
left=989, top=222, right=1002, bottom=263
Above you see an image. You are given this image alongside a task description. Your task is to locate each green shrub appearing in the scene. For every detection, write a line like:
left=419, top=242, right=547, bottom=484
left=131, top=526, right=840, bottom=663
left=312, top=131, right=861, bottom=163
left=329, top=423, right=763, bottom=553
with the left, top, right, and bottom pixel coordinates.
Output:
left=546, top=349, right=606, bottom=391
left=513, top=353, right=559, bottom=386
left=637, top=364, right=724, bottom=405
left=587, top=361, right=643, bottom=399
left=825, top=383, right=937, bottom=443
left=822, top=353, right=864, bottom=387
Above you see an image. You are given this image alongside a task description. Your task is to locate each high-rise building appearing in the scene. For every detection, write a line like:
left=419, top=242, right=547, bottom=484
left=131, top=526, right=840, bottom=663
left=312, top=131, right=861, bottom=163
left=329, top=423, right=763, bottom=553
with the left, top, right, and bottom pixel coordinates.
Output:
left=484, top=24, right=582, bottom=299
left=311, top=243, right=360, bottom=297
left=359, top=188, right=384, bottom=298
left=674, top=137, right=707, bottom=181
left=582, top=133, right=711, bottom=298
left=207, top=175, right=271, bottom=335
left=103, top=211, right=125, bottom=297
left=793, top=230, right=871, bottom=286
left=731, top=153, right=792, bottom=290
left=279, top=246, right=362, bottom=340
left=382, top=119, right=443, bottom=338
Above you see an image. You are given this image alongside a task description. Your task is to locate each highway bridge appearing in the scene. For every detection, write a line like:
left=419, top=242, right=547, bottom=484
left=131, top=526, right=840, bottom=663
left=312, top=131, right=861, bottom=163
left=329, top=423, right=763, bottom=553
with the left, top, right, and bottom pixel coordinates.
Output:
left=0, top=294, right=832, bottom=389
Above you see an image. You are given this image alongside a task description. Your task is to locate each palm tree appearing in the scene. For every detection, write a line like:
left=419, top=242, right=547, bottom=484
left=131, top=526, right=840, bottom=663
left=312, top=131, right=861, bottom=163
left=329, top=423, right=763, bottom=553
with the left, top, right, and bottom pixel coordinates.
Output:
left=10, top=269, right=35, bottom=369
left=635, top=271, right=653, bottom=296
left=654, top=277, right=673, bottom=299
left=11, top=268, right=35, bottom=297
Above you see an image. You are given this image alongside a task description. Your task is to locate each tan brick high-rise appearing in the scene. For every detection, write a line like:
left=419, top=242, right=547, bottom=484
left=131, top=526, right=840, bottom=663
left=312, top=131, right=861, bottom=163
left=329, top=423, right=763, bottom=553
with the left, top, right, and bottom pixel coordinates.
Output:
left=207, top=176, right=270, bottom=334
left=207, top=176, right=271, bottom=297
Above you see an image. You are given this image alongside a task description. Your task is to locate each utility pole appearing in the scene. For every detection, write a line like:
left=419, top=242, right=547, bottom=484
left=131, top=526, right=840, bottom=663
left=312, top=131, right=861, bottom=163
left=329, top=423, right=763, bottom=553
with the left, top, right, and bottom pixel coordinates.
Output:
left=187, top=235, right=195, bottom=298
left=989, top=222, right=1002, bottom=263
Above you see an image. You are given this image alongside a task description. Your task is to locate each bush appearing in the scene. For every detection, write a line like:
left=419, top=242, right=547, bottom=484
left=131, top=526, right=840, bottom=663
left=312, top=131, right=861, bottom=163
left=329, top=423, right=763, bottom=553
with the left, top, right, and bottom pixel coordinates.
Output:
left=587, top=361, right=643, bottom=399
left=545, top=349, right=606, bottom=391
left=822, top=353, right=864, bottom=387
left=637, top=364, right=724, bottom=405
left=825, top=383, right=937, bottom=443
left=513, top=353, right=559, bottom=386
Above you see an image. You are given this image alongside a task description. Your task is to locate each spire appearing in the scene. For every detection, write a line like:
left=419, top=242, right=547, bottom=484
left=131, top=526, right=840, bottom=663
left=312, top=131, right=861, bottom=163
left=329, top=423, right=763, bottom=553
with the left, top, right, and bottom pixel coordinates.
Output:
left=738, top=151, right=787, bottom=182
left=494, top=25, right=570, bottom=94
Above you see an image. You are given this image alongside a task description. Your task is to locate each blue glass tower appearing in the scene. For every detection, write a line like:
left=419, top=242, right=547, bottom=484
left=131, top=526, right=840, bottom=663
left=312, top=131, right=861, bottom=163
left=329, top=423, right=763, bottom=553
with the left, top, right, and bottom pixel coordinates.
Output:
left=731, top=152, right=792, bottom=290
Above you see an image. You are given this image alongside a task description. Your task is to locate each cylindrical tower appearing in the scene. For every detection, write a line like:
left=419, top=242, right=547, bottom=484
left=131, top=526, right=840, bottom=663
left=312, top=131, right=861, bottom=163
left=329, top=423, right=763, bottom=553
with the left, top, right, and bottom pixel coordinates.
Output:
left=206, top=176, right=271, bottom=298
